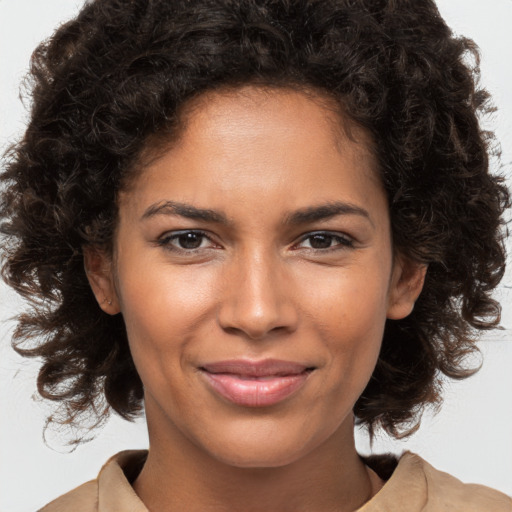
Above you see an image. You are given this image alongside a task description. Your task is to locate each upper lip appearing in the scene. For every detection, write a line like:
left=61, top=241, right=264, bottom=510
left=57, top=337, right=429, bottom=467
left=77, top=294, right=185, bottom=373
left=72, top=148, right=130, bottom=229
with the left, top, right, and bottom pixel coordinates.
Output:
left=200, top=359, right=314, bottom=377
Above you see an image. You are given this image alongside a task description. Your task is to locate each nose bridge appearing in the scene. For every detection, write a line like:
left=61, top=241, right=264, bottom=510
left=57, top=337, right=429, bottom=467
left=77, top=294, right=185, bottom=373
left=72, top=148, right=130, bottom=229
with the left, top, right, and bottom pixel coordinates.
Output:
left=217, top=245, right=297, bottom=339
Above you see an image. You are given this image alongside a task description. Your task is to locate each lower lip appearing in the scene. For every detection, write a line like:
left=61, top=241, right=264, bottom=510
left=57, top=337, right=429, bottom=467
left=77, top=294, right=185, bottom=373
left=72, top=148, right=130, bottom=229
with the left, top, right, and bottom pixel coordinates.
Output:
left=201, top=371, right=311, bottom=407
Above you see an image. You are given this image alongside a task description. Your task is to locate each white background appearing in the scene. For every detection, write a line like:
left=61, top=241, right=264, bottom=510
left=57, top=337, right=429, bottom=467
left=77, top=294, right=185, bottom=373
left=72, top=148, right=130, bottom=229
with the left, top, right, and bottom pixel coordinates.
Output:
left=1, top=1, right=511, bottom=510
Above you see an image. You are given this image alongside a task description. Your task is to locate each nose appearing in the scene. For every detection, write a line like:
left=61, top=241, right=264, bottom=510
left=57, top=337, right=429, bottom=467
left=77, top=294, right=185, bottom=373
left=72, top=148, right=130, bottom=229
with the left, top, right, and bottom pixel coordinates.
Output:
left=217, top=249, right=299, bottom=340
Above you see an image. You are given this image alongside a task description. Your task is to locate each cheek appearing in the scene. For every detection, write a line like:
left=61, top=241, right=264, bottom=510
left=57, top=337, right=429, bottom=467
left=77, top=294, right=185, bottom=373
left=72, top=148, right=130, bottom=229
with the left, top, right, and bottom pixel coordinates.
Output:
left=117, top=251, right=214, bottom=329
left=298, top=261, right=390, bottom=385
left=114, top=255, right=218, bottom=379
left=299, top=260, right=391, bottom=335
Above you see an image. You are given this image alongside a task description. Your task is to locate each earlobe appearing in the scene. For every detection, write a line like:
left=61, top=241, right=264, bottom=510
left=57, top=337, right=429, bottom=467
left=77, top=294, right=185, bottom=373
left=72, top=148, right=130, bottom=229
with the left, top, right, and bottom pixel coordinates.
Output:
left=387, top=256, right=427, bottom=320
left=83, top=246, right=120, bottom=315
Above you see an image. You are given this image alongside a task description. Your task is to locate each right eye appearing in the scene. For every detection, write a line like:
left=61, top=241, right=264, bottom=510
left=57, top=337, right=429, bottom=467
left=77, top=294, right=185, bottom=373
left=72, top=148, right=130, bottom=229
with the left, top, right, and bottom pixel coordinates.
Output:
left=157, top=230, right=217, bottom=251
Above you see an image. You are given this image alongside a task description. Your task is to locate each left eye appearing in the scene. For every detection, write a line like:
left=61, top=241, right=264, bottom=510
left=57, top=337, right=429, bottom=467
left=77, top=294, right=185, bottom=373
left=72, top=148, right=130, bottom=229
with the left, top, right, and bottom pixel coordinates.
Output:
left=296, top=232, right=353, bottom=250
left=158, top=231, right=215, bottom=250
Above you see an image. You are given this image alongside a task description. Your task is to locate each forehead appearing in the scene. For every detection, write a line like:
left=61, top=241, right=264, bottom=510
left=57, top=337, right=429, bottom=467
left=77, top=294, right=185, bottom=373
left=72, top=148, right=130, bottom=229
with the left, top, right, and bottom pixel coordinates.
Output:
left=120, top=86, right=383, bottom=218
left=183, top=86, right=374, bottom=161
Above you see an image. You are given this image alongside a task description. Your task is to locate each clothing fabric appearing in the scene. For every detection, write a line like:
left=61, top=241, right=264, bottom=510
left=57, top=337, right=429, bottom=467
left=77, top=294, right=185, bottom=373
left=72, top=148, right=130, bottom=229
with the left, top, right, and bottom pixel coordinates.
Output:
left=39, top=450, right=512, bottom=511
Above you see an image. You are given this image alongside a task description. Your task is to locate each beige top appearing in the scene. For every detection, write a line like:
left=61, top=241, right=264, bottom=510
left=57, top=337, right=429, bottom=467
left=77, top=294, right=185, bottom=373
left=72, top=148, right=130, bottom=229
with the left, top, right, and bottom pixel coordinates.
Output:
left=39, top=450, right=512, bottom=512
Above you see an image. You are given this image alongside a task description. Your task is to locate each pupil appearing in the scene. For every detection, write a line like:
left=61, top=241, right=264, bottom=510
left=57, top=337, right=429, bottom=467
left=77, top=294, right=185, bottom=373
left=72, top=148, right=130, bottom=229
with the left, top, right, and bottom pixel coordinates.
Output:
left=310, top=235, right=332, bottom=249
left=179, top=233, right=202, bottom=249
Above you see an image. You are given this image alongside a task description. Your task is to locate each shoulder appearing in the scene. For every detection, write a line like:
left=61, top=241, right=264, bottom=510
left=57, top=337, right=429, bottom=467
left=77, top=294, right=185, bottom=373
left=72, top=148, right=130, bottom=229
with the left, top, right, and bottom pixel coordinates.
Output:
left=360, top=452, right=512, bottom=512
left=37, top=450, right=148, bottom=512
left=38, top=480, right=97, bottom=512
left=413, top=453, right=512, bottom=512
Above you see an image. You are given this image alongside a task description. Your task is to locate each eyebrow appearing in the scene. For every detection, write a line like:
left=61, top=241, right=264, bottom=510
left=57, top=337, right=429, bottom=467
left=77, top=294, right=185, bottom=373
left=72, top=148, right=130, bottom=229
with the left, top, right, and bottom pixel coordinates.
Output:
left=141, top=200, right=229, bottom=224
left=141, top=200, right=373, bottom=227
left=284, top=202, right=373, bottom=227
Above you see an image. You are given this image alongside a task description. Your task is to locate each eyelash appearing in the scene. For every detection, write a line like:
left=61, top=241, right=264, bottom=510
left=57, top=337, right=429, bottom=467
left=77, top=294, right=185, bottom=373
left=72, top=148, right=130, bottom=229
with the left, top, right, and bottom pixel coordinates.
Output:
left=156, top=230, right=216, bottom=253
left=156, top=230, right=355, bottom=254
left=293, top=231, right=355, bottom=251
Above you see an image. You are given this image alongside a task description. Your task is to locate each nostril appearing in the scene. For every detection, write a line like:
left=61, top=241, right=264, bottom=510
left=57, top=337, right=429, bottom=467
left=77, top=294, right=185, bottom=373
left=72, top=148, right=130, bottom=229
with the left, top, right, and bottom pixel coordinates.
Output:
left=221, top=324, right=279, bottom=340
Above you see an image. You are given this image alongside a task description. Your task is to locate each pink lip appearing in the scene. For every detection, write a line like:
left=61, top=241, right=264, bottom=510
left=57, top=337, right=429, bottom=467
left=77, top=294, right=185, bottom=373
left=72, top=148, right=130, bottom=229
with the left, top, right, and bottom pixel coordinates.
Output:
left=200, top=359, right=313, bottom=407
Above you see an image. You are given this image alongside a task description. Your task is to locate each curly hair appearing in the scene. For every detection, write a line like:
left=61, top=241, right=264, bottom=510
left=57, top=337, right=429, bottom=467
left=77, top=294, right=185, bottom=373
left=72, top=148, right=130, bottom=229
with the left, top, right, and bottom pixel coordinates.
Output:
left=1, top=0, right=509, bottom=439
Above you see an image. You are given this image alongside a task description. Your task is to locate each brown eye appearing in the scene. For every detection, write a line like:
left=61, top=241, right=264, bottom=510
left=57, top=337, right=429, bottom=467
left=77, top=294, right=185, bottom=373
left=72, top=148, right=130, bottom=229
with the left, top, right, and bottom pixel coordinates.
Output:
left=308, top=234, right=335, bottom=249
left=296, top=231, right=354, bottom=251
left=176, top=232, right=204, bottom=249
left=157, top=230, right=216, bottom=251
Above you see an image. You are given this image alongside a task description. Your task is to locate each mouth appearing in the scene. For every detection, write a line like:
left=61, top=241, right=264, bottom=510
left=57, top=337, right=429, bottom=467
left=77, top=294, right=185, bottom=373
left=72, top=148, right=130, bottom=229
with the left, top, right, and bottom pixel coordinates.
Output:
left=199, top=359, right=315, bottom=407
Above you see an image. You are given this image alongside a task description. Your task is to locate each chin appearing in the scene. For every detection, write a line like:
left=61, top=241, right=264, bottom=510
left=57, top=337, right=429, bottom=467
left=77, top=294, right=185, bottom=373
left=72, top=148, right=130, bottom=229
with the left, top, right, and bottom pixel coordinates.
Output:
left=200, top=423, right=324, bottom=469
left=213, top=446, right=307, bottom=469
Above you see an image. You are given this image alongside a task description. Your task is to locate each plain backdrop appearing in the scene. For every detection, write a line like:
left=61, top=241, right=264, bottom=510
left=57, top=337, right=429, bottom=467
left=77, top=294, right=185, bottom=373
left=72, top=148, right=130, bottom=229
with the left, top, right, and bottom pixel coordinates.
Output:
left=1, top=1, right=511, bottom=510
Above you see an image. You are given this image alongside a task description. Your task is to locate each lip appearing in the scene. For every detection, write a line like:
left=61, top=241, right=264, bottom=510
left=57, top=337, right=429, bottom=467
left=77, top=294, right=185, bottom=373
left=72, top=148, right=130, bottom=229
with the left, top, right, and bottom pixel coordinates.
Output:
left=199, top=359, right=314, bottom=407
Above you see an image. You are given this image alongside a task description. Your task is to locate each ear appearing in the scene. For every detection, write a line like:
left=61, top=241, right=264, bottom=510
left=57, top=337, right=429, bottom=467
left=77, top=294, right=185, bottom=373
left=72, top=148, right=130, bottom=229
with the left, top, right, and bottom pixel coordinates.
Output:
left=386, top=254, right=427, bottom=320
left=83, top=246, right=121, bottom=315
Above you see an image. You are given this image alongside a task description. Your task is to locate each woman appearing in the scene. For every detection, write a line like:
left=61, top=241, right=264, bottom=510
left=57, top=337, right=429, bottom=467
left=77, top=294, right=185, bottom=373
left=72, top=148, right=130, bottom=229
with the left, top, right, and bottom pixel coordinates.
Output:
left=1, top=0, right=510, bottom=510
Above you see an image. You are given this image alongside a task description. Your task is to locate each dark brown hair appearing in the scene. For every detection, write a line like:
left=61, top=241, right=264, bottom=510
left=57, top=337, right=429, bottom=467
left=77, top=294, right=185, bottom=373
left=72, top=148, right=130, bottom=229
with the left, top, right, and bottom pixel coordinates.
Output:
left=1, top=0, right=509, bottom=439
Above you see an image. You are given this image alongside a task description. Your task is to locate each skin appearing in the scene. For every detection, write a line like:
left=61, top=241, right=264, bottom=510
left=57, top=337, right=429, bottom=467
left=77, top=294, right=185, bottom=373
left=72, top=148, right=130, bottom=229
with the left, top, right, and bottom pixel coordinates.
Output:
left=86, top=86, right=425, bottom=512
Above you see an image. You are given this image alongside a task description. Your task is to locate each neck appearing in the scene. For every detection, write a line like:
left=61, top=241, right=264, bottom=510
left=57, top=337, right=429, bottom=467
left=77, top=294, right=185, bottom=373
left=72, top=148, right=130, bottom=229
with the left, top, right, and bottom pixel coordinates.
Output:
left=133, top=411, right=382, bottom=512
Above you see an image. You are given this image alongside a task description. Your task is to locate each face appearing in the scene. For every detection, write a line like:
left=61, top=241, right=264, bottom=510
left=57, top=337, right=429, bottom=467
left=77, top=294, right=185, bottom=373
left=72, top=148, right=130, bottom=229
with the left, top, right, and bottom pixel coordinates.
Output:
left=87, top=87, right=423, bottom=468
